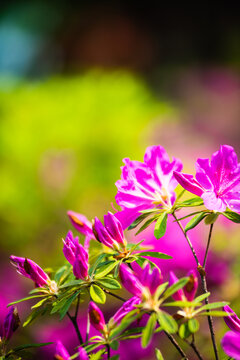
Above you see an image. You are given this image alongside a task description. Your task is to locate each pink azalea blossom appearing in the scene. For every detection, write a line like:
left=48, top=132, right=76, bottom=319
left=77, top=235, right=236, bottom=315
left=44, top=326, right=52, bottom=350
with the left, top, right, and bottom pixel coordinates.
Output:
left=174, top=145, right=240, bottom=212
left=169, top=270, right=198, bottom=302
left=111, top=296, right=141, bottom=324
left=88, top=302, right=106, bottom=333
left=1, top=306, right=20, bottom=341
left=115, top=145, right=182, bottom=228
left=222, top=305, right=240, bottom=359
left=10, top=256, right=49, bottom=287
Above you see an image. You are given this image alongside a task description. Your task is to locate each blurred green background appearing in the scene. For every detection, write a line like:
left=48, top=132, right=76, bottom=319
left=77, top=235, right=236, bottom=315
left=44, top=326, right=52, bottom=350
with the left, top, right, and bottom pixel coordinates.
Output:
left=0, top=1, right=240, bottom=359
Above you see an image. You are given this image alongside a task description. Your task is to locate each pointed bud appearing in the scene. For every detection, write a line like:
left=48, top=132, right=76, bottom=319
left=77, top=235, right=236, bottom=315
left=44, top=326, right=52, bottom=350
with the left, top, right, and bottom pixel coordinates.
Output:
left=63, top=231, right=79, bottom=265
left=169, top=271, right=185, bottom=301
left=223, top=305, right=240, bottom=333
left=2, top=306, right=20, bottom=341
left=119, top=264, right=143, bottom=297
left=10, top=256, right=49, bottom=287
left=78, top=346, right=89, bottom=360
left=140, top=262, right=163, bottom=295
left=68, top=211, right=93, bottom=238
left=112, top=296, right=141, bottom=324
left=184, top=270, right=198, bottom=301
left=88, top=302, right=106, bottom=333
left=73, top=242, right=89, bottom=280
left=54, top=341, right=70, bottom=360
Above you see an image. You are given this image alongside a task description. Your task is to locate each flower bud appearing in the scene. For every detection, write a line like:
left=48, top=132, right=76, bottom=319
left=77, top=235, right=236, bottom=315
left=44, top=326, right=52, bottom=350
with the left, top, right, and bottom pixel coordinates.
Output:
left=10, top=256, right=49, bottom=287
left=63, top=231, right=79, bottom=265
left=184, top=270, right=198, bottom=301
left=54, top=341, right=70, bottom=360
left=119, top=264, right=143, bottom=298
left=73, top=242, right=89, bottom=280
left=88, top=302, right=106, bottom=333
left=112, top=296, right=141, bottom=325
left=2, top=306, right=20, bottom=341
left=140, top=262, right=163, bottom=295
left=169, top=271, right=185, bottom=301
left=67, top=211, right=93, bottom=238
left=223, top=305, right=240, bottom=333
left=78, top=346, right=89, bottom=360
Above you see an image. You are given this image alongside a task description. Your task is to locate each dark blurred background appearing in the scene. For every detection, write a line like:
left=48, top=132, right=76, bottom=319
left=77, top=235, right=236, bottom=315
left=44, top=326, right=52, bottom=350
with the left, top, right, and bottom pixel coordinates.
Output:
left=0, top=2, right=240, bottom=359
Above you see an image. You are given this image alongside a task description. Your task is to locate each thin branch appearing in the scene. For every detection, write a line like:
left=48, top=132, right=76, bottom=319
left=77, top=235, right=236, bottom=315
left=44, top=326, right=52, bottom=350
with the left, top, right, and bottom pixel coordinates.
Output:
left=164, top=331, right=189, bottom=359
left=203, top=223, right=213, bottom=268
left=102, top=288, right=126, bottom=302
left=67, top=311, right=83, bottom=345
left=184, top=334, right=204, bottom=360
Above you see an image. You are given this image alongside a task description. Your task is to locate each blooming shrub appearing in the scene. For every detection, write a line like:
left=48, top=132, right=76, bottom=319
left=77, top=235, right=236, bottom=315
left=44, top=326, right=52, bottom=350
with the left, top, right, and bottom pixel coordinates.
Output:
left=1, top=144, right=240, bottom=360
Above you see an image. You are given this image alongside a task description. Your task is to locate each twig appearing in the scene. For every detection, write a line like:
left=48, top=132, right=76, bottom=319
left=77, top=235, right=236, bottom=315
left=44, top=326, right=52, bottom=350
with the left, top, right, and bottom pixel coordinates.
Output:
left=67, top=311, right=83, bottom=345
left=203, top=223, right=213, bottom=268
left=164, top=331, right=188, bottom=359
left=102, top=288, right=126, bottom=302
left=184, top=334, right=204, bottom=360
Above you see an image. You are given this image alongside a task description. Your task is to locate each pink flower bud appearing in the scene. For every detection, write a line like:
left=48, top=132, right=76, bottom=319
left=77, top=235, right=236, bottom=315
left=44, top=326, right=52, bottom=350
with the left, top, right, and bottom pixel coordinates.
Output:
left=68, top=211, right=93, bottom=238
left=223, top=305, right=240, bottom=333
left=10, top=256, right=49, bottom=287
left=88, top=302, right=106, bottom=333
left=169, top=271, right=185, bottom=301
left=72, top=242, right=89, bottom=280
left=112, top=296, right=141, bottom=324
left=63, top=231, right=79, bottom=265
left=184, top=270, right=198, bottom=301
left=2, top=306, right=20, bottom=341
left=54, top=341, right=70, bottom=360
left=119, top=264, right=143, bottom=298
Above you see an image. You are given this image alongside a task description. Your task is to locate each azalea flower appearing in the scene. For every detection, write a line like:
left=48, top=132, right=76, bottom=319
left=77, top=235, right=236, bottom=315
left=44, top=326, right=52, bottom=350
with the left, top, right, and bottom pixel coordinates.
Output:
left=169, top=270, right=198, bottom=302
left=115, top=145, right=182, bottom=229
left=0, top=306, right=20, bottom=342
left=54, top=341, right=88, bottom=360
left=174, top=145, right=240, bottom=212
left=88, top=302, right=106, bottom=333
left=221, top=305, right=240, bottom=359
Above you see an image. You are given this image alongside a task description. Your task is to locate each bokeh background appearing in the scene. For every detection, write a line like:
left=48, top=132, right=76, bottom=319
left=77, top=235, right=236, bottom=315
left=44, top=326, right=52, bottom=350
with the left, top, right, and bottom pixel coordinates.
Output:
left=0, top=2, right=240, bottom=359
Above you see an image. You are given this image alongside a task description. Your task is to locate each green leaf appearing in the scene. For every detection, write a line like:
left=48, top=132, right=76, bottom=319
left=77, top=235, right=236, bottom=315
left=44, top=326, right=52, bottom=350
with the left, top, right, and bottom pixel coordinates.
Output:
left=59, top=291, right=81, bottom=320
left=154, top=212, right=168, bottom=239
left=194, top=292, right=210, bottom=303
left=179, top=322, right=191, bottom=339
left=96, top=278, right=121, bottom=290
left=185, top=212, right=207, bottom=232
left=222, top=211, right=240, bottom=223
left=199, top=311, right=228, bottom=317
left=188, top=318, right=199, bottom=333
left=109, top=340, right=119, bottom=350
left=204, top=213, right=219, bottom=225
left=23, top=307, right=47, bottom=327
left=162, top=278, right=189, bottom=300
left=54, top=265, right=69, bottom=283
left=138, top=251, right=172, bottom=260
left=128, top=212, right=150, bottom=230
left=8, top=295, right=45, bottom=306
left=162, top=301, right=201, bottom=308
left=141, top=313, right=157, bottom=348
left=157, top=311, right=178, bottom=333
left=90, top=349, right=106, bottom=360
left=59, top=279, right=83, bottom=289
left=109, top=310, right=139, bottom=339
left=155, top=348, right=164, bottom=360
left=90, top=284, right=106, bottom=304
left=154, top=282, right=169, bottom=300
left=178, top=197, right=204, bottom=207
left=109, top=356, right=120, bottom=360
left=196, top=301, right=228, bottom=313
left=135, top=216, right=159, bottom=236
left=95, top=261, right=118, bottom=279
left=9, top=342, right=53, bottom=354
left=31, top=297, right=50, bottom=309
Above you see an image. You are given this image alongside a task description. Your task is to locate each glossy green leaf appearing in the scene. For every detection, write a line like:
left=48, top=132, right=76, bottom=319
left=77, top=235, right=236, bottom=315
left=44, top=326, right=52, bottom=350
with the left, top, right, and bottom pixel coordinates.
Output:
left=199, top=311, right=229, bottom=317
left=188, top=318, right=199, bottom=333
left=96, top=277, right=121, bottom=290
left=109, top=340, right=119, bottom=350
left=138, top=251, right=172, bottom=259
left=194, top=292, right=210, bottom=303
left=196, top=301, right=228, bottom=313
left=154, top=212, right=168, bottom=239
left=135, top=216, right=159, bottom=236
left=178, top=197, right=204, bottom=207
left=204, top=213, right=219, bottom=225
left=128, top=212, right=150, bottom=230
left=222, top=211, right=240, bottom=223
left=31, top=297, right=50, bottom=309
left=157, top=311, right=178, bottom=333
left=162, top=278, right=189, bottom=300
left=179, top=322, right=191, bottom=339
left=162, top=300, right=201, bottom=308
left=90, top=284, right=106, bottom=304
left=95, top=261, right=118, bottom=279
left=8, top=295, right=46, bottom=306
left=185, top=213, right=207, bottom=232
left=59, top=291, right=81, bottom=320
left=141, top=313, right=157, bottom=348
left=109, top=310, right=139, bottom=339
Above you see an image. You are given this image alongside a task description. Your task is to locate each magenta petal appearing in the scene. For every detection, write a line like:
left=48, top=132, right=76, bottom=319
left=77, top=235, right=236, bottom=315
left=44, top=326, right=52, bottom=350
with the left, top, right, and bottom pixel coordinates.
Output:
left=3, top=306, right=20, bottom=340
left=201, top=191, right=227, bottom=212
left=183, top=270, right=198, bottom=301
left=112, top=296, right=141, bottom=324
left=222, top=331, right=240, bottom=360
left=119, top=264, right=143, bottom=298
left=104, top=212, right=124, bottom=244
left=73, top=242, right=89, bottom=280
left=223, top=305, right=240, bottom=333
left=67, top=211, right=93, bottom=238
left=173, top=171, right=203, bottom=196
left=169, top=271, right=185, bottom=301
left=78, top=346, right=89, bottom=360
left=55, top=341, right=70, bottom=360
left=88, top=302, right=105, bottom=333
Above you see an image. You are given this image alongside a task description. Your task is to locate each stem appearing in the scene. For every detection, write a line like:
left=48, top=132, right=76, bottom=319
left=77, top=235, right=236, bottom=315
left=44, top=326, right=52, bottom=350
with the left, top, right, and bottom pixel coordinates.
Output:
left=173, top=214, right=219, bottom=360
left=164, top=331, right=188, bottom=359
left=185, top=334, right=203, bottom=360
left=102, top=288, right=126, bottom=302
left=67, top=308, right=83, bottom=345
left=172, top=213, right=201, bottom=267
left=106, top=344, right=110, bottom=359
left=203, top=223, right=213, bottom=268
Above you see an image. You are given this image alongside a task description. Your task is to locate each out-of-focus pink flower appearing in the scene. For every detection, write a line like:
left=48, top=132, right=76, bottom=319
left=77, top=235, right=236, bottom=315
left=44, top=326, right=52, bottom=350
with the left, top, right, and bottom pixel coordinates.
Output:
left=169, top=270, right=198, bottom=302
left=111, top=296, right=141, bottom=325
left=55, top=341, right=71, bottom=360
left=67, top=211, right=93, bottom=238
left=1, top=306, right=20, bottom=341
left=78, top=346, right=89, bottom=360
left=10, top=256, right=49, bottom=287
left=174, top=145, right=240, bottom=212
left=93, top=212, right=126, bottom=251
left=222, top=305, right=240, bottom=359
left=88, top=302, right=106, bottom=333
left=119, top=262, right=162, bottom=300
left=115, top=145, right=182, bottom=229
left=72, top=242, right=89, bottom=280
